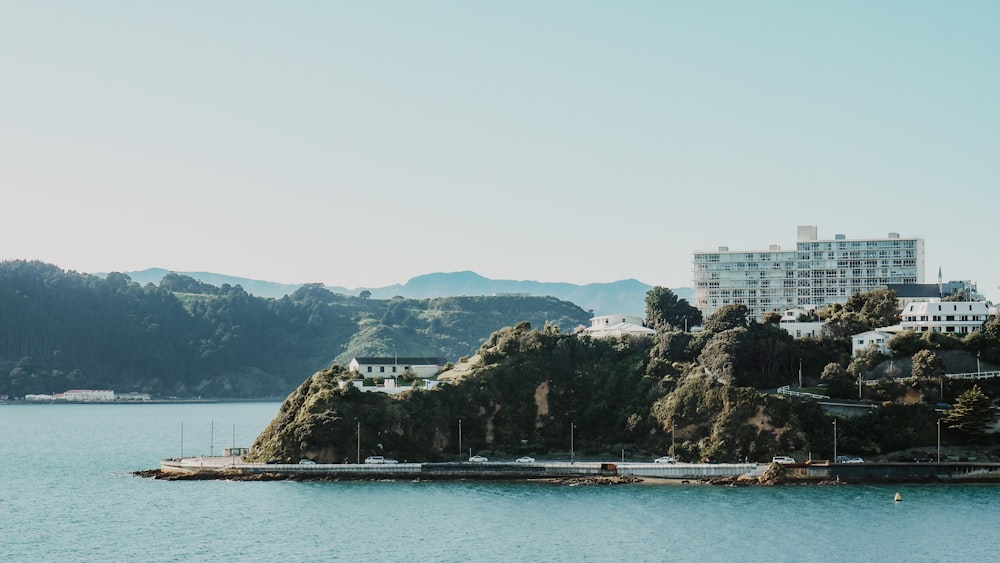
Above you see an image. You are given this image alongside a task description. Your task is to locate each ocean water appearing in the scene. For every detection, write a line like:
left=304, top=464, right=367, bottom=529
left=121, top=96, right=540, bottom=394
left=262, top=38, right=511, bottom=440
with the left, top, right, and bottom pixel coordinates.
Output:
left=2, top=402, right=1000, bottom=562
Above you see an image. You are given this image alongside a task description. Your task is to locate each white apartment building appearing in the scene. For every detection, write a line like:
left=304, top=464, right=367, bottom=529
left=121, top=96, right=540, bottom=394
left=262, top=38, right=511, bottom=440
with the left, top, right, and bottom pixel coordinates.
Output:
left=693, top=226, right=924, bottom=321
left=899, top=301, right=990, bottom=335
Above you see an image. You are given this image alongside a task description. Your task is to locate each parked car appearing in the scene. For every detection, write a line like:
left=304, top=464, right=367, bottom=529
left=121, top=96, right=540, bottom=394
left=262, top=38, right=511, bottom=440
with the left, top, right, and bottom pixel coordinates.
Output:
left=364, top=456, right=386, bottom=464
left=845, top=457, right=864, bottom=463
left=772, top=456, right=796, bottom=464
left=469, top=455, right=488, bottom=462
left=299, top=459, right=316, bottom=464
left=515, top=456, right=535, bottom=463
left=383, top=458, right=399, bottom=464
left=653, top=456, right=676, bottom=464
left=913, top=455, right=933, bottom=463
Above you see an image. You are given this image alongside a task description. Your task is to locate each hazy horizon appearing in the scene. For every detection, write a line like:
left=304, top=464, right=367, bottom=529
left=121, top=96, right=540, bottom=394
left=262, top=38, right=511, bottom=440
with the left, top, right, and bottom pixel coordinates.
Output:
left=4, top=3, right=998, bottom=300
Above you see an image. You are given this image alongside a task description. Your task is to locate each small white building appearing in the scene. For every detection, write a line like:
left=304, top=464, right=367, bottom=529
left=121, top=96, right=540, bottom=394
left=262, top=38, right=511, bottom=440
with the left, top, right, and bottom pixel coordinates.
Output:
left=778, top=307, right=825, bottom=339
left=348, top=357, right=445, bottom=379
left=899, top=301, right=990, bottom=335
left=851, top=327, right=903, bottom=356
left=61, top=390, right=115, bottom=402
left=583, top=314, right=655, bottom=339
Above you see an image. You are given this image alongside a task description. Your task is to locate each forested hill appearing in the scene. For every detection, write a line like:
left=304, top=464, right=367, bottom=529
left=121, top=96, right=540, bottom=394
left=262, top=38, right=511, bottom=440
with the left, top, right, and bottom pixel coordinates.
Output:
left=0, top=261, right=591, bottom=399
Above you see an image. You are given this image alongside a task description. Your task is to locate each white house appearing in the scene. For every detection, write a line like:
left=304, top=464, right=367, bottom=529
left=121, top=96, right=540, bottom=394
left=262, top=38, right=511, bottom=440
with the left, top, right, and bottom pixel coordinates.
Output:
left=899, top=301, right=990, bottom=335
left=851, top=328, right=902, bottom=357
left=348, top=357, right=445, bottom=379
left=583, top=314, right=655, bottom=339
left=777, top=307, right=825, bottom=339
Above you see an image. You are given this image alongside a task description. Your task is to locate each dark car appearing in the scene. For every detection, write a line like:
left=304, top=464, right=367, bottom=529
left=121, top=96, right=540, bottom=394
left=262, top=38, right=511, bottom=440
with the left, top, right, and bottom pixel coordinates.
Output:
left=913, top=455, right=933, bottom=463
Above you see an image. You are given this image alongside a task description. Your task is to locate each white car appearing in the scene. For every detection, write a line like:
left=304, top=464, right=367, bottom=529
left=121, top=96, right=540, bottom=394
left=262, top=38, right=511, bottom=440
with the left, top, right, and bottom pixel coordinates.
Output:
left=772, top=456, right=796, bottom=464
left=383, top=458, right=399, bottom=464
left=515, top=456, right=535, bottom=463
left=653, top=456, right=676, bottom=464
left=298, top=459, right=316, bottom=464
left=469, top=455, right=488, bottom=463
left=364, top=456, right=385, bottom=464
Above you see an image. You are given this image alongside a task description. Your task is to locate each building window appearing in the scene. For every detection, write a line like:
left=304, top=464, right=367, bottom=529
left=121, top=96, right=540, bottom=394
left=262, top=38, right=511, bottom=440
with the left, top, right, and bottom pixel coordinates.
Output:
left=380, top=366, right=385, bottom=373
left=366, top=366, right=372, bottom=373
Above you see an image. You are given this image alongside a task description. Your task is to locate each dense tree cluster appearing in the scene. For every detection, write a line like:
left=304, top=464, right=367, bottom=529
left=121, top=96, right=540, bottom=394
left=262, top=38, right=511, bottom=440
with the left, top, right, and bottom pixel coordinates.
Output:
left=0, top=261, right=590, bottom=398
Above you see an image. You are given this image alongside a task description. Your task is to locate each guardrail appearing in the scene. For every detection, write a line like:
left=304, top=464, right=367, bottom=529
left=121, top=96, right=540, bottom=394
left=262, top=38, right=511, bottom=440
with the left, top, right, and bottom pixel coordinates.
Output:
left=777, top=385, right=830, bottom=400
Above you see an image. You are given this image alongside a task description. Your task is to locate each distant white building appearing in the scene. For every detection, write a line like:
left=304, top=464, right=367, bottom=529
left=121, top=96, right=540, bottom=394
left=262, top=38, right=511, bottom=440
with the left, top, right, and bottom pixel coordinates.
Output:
left=851, top=328, right=903, bottom=356
left=348, top=357, right=445, bottom=379
left=61, top=390, right=115, bottom=402
left=583, top=314, right=655, bottom=339
left=899, top=301, right=991, bottom=335
left=693, top=225, right=924, bottom=321
left=778, top=306, right=825, bottom=339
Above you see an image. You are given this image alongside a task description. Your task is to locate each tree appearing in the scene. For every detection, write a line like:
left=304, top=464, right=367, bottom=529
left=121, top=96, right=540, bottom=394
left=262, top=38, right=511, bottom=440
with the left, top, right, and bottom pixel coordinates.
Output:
left=702, top=304, right=749, bottom=334
left=943, top=385, right=996, bottom=436
left=823, top=288, right=900, bottom=339
left=911, top=349, right=946, bottom=379
left=359, top=290, right=372, bottom=300
left=644, top=287, right=702, bottom=331
left=820, top=362, right=855, bottom=399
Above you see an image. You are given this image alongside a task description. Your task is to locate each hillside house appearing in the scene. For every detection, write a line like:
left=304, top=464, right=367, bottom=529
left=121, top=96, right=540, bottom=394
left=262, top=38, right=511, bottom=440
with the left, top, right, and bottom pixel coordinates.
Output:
left=348, top=357, right=446, bottom=379
left=899, top=301, right=991, bottom=335
left=583, top=314, right=655, bottom=339
left=851, top=328, right=902, bottom=357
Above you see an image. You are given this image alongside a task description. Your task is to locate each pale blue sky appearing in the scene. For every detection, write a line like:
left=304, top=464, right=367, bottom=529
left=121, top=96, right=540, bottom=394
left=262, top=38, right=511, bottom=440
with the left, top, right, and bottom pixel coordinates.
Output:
left=3, top=2, right=998, bottom=300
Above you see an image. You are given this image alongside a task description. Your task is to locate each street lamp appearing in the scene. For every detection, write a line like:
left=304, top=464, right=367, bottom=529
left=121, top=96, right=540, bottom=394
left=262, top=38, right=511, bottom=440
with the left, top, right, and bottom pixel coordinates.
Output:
left=458, top=419, right=462, bottom=457
left=356, top=421, right=360, bottom=464
left=570, top=422, right=576, bottom=464
left=832, top=419, right=838, bottom=462
left=937, top=418, right=941, bottom=463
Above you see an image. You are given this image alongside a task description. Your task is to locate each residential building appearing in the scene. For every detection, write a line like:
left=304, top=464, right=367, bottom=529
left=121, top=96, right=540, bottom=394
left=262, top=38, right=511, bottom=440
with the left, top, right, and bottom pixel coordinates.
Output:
left=582, top=314, right=656, bottom=339
left=899, top=301, right=990, bottom=335
left=851, top=327, right=903, bottom=356
left=693, top=225, right=924, bottom=321
left=348, top=357, right=446, bottom=379
left=777, top=306, right=825, bottom=339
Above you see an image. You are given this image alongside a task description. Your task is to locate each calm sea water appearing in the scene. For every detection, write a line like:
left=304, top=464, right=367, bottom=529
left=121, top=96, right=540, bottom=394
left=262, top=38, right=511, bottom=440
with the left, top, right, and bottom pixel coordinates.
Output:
left=2, top=402, right=1000, bottom=562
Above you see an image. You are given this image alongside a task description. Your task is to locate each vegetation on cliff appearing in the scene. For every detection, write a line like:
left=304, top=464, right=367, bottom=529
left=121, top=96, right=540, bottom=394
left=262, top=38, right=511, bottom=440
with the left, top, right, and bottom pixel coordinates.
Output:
left=250, top=287, right=1000, bottom=464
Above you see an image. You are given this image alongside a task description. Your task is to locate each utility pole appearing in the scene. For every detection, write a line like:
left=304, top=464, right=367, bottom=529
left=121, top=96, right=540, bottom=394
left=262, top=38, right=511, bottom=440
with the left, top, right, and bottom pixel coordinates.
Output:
left=458, top=419, right=462, bottom=457
left=356, top=421, right=360, bottom=464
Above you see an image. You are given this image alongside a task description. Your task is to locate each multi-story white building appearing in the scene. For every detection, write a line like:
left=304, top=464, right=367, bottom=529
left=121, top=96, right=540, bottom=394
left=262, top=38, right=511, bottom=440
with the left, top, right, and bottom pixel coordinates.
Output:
left=899, top=301, right=990, bottom=335
left=693, top=226, right=924, bottom=321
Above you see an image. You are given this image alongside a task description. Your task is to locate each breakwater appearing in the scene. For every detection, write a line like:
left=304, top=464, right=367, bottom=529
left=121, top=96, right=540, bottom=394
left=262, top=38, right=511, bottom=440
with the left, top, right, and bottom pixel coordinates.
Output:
left=154, top=456, right=1000, bottom=484
left=157, top=457, right=757, bottom=481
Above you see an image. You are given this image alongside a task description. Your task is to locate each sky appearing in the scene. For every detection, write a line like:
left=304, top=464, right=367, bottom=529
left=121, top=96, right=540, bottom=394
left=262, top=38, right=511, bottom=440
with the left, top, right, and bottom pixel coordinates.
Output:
left=3, top=2, right=998, bottom=300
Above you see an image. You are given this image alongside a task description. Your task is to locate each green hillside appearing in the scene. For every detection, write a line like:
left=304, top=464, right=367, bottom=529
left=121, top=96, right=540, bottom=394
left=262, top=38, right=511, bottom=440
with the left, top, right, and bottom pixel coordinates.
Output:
left=0, top=261, right=591, bottom=398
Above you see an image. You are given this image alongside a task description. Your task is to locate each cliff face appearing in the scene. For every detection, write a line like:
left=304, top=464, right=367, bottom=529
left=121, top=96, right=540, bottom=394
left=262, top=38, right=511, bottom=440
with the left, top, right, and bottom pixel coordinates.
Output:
left=248, top=323, right=831, bottom=464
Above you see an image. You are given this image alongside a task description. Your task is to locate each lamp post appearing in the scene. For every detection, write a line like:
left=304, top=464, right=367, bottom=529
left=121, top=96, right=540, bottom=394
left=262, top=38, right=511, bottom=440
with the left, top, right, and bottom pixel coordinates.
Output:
left=570, top=422, right=575, bottom=464
left=978, top=351, right=981, bottom=376
left=671, top=418, right=676, bottom=458
left=832, top=419, right=838, bottom=462
left=937, top=418, right=941, bottom=463
left=458, top=419, right=462, bottom=457
left=356, top=421, right=360, bottom=464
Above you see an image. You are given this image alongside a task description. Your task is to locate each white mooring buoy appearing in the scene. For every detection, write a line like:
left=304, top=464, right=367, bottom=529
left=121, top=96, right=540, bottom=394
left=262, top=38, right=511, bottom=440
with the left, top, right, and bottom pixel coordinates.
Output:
left=894, top=492, right=902, bottom=502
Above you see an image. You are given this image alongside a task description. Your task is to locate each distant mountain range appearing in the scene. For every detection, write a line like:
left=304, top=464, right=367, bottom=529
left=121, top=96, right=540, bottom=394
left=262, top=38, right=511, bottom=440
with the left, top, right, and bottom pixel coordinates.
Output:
left=109, top=268, right=692, bottom=318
